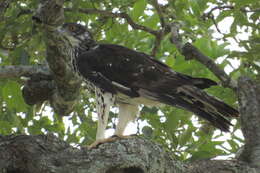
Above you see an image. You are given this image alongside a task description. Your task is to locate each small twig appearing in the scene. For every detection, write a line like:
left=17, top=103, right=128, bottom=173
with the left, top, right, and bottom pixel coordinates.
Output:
left=182, top=43, right=237, bottom=89
left=151, top=0, right=165, bottom=28
left=151, top=34, right=162, bottom=57
left=66, top=7, right=163, bottom=56
left=210, top=15, right=223, bottom=34
left=202, top=5, right=234, bottom=20
left=202, top=6, right=233, bottom=35
left=169, top=23, right=237, bottom=90
left=65, top=8, right=159, bottom=36
left=241, top=8, right=260, bottom=13
left=202, top=5, right=260, bottom=20
left=149, top=0, right=168, bottom=56
left=120, top=12, right=159, bottom=36
left=17, top=9, right=33, bottom=17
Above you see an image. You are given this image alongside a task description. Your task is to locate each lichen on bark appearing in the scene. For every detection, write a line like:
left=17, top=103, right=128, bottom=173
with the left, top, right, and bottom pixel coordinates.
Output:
left=0, top=134, right=257, bottom=173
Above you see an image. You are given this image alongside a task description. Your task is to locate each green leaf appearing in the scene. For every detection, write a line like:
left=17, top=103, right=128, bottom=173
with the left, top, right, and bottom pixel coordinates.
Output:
left=131, top=0, right=147, bottom=21
left=189, top=141, right=225, bottom=161
left=9, top=47, right=30, bottom=65
left=194, top=38, right=212, bottom=57
left=215, top=11, right=232, bottom=23
left=143, top=13, right=159, bottom=28
left=2, top=81, right=27, bottom=112
left=235, top=0, right=256, bottom=7
left=165, top=109, right=180, bottom=131
left=165, top=55, right=175, bottom=67
left=227, top=139, right=239, bottom=152
left=189, top=149, right=220, bottom=161
left=189, top=0, right=201, bottom=16
left=196, top=0, right=207, bottom=10
left=0, top=121, right=13, bottom=134
left=211, top=42, right=230, bottom=59
left=178, top=126, right=194, bottom=146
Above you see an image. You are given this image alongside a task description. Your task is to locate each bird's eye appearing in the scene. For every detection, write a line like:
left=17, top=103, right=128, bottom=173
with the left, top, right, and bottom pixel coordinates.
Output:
left=68, top=25, right=76, bottom=32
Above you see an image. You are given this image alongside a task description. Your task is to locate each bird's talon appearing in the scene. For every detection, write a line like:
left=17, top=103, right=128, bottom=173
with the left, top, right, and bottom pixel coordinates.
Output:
left=110, top=134, right=120, bottom=138
left=87, top=136, right=121, bottom=149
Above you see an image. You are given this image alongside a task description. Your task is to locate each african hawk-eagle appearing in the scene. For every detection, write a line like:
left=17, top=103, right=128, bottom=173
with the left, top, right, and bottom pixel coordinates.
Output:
left=57, top=23, right=238, bottom=144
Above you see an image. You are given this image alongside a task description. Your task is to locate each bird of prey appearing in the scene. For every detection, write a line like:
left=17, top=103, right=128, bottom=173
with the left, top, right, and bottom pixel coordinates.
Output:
left=58, top=23, right=238, bottom=144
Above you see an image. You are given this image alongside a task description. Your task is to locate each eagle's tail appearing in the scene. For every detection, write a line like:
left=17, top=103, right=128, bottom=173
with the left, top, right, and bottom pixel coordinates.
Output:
left=160, top=85, right=239, bottom=132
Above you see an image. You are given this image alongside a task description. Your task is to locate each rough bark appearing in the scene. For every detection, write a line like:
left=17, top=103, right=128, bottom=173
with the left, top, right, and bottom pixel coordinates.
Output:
left=1, top=0, right=82, bottom=115
left=0, top=134, right=257, bottom=173
left=32, top=0, right=82, bottom=116
left=237, top=77, right=260, bottom=168
left=0, top=65, right=56, bottom=105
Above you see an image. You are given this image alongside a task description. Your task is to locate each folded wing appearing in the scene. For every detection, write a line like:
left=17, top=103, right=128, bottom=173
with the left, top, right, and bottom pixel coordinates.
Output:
left=76, top=44, right=238, bottom=131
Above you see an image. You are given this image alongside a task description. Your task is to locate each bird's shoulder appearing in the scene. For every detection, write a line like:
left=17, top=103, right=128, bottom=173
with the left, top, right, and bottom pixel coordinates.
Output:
left=81, top=43, right=172, bottom=72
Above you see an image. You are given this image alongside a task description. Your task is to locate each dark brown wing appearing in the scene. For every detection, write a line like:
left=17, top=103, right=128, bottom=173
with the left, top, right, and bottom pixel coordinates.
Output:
left=77, top=44, right=216, bottom=91
left=77, top=44, right=238, bottom=131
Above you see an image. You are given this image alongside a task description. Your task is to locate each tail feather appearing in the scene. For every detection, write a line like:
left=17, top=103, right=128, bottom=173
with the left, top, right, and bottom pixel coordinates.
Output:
left=190, top=77, right=217, bottom=89
left=159, top=85, right=239, bottom=132
left=178, top=85, right=239, bottom=117
left=179, top=73, right=218, bottom=89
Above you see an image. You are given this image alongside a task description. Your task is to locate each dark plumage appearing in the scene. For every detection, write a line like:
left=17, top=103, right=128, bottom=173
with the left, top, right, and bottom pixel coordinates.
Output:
left=77, top=44, right=238, bottom=131
left=59, top=23, right=239, bottom=141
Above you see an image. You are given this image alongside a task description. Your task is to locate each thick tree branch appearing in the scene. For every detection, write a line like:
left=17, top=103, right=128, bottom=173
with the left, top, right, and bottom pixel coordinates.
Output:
left=186, top=160, right=257, bottom=173
left=33, top=0, right=82, bottom=115
left=22, top=77, right=55, bottom=105
left=0, top=65, right=51, bottom=78
left=0, top=134, right=257, bottom=173
left=0, top=65, right=58, bottom=106
left=237, top=77, right=260, bottom=168
left=0, top=135, right=184, bottom=173
left=169, top=23, right=237, bottom=90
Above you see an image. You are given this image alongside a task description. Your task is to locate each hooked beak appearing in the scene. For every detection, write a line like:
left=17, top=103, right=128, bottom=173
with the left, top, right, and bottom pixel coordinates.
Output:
left=57, top=26, right=65, bottom=33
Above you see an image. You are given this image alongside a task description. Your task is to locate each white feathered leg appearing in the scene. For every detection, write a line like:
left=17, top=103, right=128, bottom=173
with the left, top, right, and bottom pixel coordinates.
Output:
left=88, top=89, right=115, bottom=149
left=95, top=89, right=114, bottom=140
left=114, top=103, right=139, bottom=136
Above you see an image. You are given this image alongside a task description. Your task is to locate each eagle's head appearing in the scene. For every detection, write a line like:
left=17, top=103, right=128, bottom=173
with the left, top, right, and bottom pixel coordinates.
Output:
left=58, top=23, right=95, bottom=50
